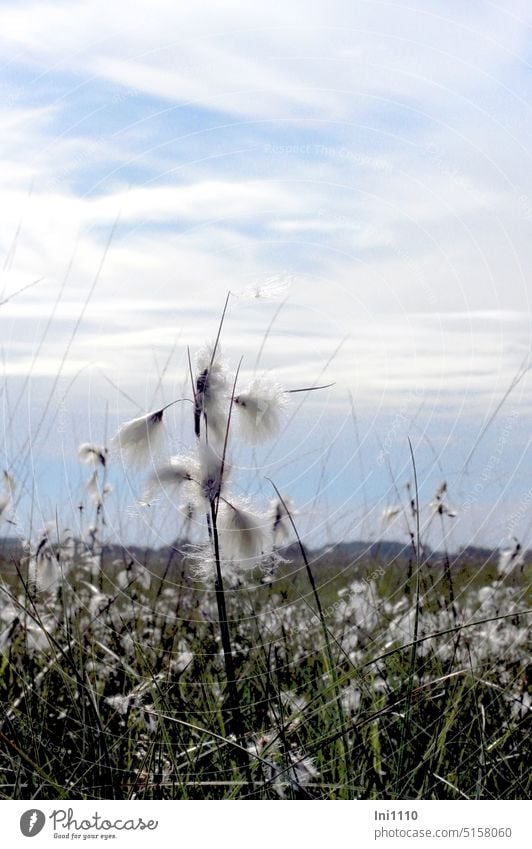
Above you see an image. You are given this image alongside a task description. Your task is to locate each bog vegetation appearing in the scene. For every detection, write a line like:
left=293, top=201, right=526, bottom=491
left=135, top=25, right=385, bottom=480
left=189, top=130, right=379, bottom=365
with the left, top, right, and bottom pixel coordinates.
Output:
left=0, top=293, right=530, bottom=799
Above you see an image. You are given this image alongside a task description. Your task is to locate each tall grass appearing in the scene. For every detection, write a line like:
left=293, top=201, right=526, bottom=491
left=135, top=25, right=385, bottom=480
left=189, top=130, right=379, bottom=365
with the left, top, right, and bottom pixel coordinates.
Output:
left=0, top=293, right=530, bottom=800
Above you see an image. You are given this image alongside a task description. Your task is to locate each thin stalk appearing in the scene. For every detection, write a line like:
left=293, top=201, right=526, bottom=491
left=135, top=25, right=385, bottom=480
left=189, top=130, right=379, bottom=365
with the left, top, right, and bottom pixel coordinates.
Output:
left=286, top=382, right=335, bottom=394
left=265, top=479, right=351, bottom=794
left=208, top=359, right=246, bottom=737
left=439, top=510, right=457, bottom=622
left=194, top=291, right=231, bottom=438
left=209, top=502, right=241, bottom=736
left=397, top=438, right=422, bottom=782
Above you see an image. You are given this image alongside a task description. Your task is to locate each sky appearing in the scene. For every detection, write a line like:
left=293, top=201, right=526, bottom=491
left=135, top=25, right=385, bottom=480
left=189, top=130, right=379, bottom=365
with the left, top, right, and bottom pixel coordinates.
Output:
left=1, top=0, right=532, bottom=551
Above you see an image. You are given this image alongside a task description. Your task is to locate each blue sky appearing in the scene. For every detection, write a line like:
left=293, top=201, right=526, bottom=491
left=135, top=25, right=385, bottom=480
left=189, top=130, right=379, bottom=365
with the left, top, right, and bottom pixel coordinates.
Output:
left=1, top=0, right=532, bottom=550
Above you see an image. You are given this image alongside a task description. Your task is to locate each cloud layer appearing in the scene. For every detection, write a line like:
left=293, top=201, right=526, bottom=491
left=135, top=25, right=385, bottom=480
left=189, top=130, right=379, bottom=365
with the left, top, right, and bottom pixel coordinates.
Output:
left=1, top=1, right=532, bottom=546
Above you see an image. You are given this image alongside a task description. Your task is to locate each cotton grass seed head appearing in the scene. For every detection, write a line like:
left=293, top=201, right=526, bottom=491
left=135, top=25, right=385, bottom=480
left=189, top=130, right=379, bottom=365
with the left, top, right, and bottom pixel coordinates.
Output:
left=78, top=442, right=107, bottom=467
left=197, top=440, right=228, bottom=504
left=105, top=693, right=138, bottom=716
left=429, top=483, right=457, bottom=518
left=233, top=376, right=286, bottom=444
left=218, top=499, right=271, bottom=565
left=141, top=456, right=195, bottom=505
left=237, top=273, right=292, bottom=301
left=111, top=409, right=167, bottom=468
left=498, top=538, right=524, bottom=576
left=382, top=506, right=401, bottom=526
left=194, top=342, right=228, bottom=441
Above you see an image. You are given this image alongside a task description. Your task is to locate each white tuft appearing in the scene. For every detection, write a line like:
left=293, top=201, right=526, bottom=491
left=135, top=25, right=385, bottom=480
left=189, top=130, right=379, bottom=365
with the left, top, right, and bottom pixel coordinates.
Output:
left=233, top=376, right=286, bottom=444
left=111, top=409, right=167, bottom=468
left=78, top=443, right=107, bottom=467
left=28, top=552, right=61, bottom=593
left=197, top=440, right=228, bottom=504
left=105, top=693, right=138, bottom=715
left=218, top=499, right=272, bottom=565
left=236, top=273, right=292, bottom=302
left=141, top=455, right=195, bottom=505
left=116, top=560, right=151, bottom=591
left=497, top=539, right=524, bottom=576
left=382, top=506, right=401, bottom=526
left=194, top=343, right=228, bottom=441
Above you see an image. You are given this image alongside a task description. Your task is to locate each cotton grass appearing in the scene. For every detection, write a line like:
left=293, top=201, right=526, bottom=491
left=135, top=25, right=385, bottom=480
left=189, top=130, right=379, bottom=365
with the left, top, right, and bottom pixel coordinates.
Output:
left=112, top=409, right=167, bottom=467
left=78, top=443, right=107, bottom=467
left=194, top=343, right=228, bottom=441
left=217, top=499, right=271, bottom=565
left=233, top=377, right=286, bottom=444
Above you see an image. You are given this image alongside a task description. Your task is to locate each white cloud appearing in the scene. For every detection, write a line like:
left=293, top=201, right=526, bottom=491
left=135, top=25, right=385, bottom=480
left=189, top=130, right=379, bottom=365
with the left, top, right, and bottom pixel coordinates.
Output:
left=1, top=1, right=531, bottom=490
left=1, top=1, right=531, bottom=119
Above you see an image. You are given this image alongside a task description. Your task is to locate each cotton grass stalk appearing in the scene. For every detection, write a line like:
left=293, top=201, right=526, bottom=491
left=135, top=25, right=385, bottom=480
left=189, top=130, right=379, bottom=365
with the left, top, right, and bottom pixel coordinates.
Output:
left=0, top=494, right=10, bottom=522
left=270, top=495, right=296, bottom=543
left=86, top=471, right=113, bottom=507
left=0, top=471, right=15, bottom=523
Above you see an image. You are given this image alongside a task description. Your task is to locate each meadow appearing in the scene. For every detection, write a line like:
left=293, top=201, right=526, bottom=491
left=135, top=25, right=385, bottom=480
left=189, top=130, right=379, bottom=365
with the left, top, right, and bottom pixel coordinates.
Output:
left=0, top=293, right=530, bottom=800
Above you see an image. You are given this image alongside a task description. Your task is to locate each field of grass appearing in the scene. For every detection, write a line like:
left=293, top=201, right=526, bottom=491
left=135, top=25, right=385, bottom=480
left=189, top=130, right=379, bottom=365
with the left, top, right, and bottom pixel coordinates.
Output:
left=0, top=295, right=530, bottom=801
left=0, top=525, right=530, bottom=800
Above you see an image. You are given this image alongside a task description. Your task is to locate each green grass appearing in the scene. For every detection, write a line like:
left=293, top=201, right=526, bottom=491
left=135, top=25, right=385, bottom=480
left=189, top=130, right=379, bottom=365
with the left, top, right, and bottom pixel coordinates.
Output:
left=0, top=541, right=529, bottom=800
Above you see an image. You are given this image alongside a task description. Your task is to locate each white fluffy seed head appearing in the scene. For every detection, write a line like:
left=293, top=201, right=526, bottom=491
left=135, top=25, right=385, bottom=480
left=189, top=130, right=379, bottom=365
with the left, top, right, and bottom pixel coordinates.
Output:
left=197, top=440, right=228, bottom=504
left=141, top=456, right=195, bottom=505
left=233, top=377, right=286, bottom=444
left=116, top=560, right=151, bottom=592
left=218, top=499, right=272, bottom=565
left=111, top=410, right=166, bottom=468
left=78, top=443, right=107, bottom=467
left=28, top=549, right=61, bottom=593
left=382, top=506, right=401, bottom=526
left=237, top=274, right=292, bottom=302
left=105, top=694, right=137, bottom=715
left=194, top=343, right=228, bottom=441
left=497, top=539, right=524, bottom=576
